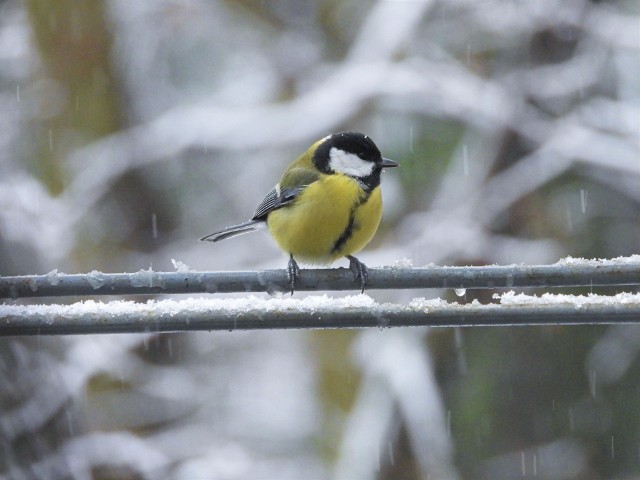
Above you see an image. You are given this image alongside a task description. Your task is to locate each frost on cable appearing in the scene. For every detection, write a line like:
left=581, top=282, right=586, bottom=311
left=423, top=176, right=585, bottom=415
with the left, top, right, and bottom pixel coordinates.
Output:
left=496, top=291, right=640, bottom=307
left=129, top=268, right=166, bottom=288
left=0, top=295, right=379, bottom=319
left=556, top=255, right=640, bottom=267
left=86, top=270, right=107, bottom=289
left=46, top=269, right=61, bottom=285
left=171, top=259, right=192, bottom=273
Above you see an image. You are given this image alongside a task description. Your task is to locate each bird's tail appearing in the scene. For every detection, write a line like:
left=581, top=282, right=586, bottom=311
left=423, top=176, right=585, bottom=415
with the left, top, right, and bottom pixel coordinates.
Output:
left=200, top=220, right=262, bottom=242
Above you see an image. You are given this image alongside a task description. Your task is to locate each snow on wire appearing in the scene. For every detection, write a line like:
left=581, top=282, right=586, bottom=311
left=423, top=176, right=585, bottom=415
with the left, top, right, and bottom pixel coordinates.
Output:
left=1, top=255, right=640, bottom=299
left=1, top=292, right=640, bottom=336
left=0, top=256, right=639, bottom=335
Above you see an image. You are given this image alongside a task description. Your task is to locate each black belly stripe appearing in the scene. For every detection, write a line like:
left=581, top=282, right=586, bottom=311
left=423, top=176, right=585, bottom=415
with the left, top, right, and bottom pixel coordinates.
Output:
left=331, top=188, right=372, bottom=255
left=331, top=212, right=356, bottom=254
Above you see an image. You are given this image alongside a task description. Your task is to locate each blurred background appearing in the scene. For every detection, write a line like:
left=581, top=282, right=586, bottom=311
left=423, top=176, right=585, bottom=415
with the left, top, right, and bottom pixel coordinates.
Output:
left=1, top=0, right=639, bottom=478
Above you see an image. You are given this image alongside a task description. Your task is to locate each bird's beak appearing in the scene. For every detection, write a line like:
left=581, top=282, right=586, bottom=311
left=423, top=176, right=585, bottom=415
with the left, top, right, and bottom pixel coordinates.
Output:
left=381, top=158, right=399, bottom=168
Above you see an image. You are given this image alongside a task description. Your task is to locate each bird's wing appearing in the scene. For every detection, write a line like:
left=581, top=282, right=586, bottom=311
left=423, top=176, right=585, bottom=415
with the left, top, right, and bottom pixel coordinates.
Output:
left=251, top=167, right=320, bottom=221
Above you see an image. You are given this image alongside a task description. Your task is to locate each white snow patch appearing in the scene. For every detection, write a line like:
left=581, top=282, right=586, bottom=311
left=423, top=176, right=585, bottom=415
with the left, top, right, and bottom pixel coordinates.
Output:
left=391, top=258, right=414, bottom=268
left=130, top=268, right=154, bottom=287
left=556, top=254, right=640, bottom=267
left=0, top=294, right=378, bottom=318
left=86, top=270, right=107, bottom=289
left=496, top=291, right=640, bottom=307
left=2, top=292, right=638, bottom=325
left=408, top=298, right=452, bottom=310
left=171, top=259, right=192, bottom=273
left=409, top=291, right=640, bottom=311
left=129, top=267, right=166, bottom=288
left=46, top=269, right=61, bottom=285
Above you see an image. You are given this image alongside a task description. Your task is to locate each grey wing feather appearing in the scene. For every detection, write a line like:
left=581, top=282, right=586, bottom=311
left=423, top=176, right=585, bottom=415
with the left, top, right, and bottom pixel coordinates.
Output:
left=251, top=186, right=304, bottom=220
left=200, top=220, right=261, bottom=242
left=201, top=180, right=307, bottom=243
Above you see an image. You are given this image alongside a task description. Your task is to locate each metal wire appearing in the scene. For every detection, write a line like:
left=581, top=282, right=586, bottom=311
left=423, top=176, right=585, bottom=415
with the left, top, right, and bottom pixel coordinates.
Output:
left=1, top=262, right=639, bottom=299
left=2, top=261, right=638, bottom=335
left=1, top=300, right=640, bottom=336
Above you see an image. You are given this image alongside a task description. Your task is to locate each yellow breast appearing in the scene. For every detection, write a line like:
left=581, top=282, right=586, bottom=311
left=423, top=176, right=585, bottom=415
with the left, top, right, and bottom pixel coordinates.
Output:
left=266, top=175, right=383, bottom=264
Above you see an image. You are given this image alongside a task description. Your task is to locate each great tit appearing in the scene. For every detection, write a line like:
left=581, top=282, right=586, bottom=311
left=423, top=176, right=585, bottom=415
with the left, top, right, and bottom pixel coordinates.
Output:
left=201, top=132, right=398, bottom=293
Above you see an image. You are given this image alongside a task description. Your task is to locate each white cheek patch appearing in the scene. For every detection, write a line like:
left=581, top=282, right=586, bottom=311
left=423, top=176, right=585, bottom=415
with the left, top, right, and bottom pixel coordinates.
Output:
left=329, top=147, right=375, bottom=178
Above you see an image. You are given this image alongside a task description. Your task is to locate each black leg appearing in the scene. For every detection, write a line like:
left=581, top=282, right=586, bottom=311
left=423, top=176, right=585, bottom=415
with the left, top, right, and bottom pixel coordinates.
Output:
left=287, top=254, right=300, bottom=295
left=347, top=255, right=368, bottom=293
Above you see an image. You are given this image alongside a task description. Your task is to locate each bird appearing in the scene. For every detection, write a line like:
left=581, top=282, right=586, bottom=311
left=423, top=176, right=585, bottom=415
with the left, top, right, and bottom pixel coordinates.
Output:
left=200, top=132, right=398, bottom=293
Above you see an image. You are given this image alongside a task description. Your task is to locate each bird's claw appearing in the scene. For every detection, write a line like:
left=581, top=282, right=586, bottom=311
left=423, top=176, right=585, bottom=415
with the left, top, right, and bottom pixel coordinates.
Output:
left=347, top=255, right=368, bottom=293
left=287, top=255, right=300, bottom=295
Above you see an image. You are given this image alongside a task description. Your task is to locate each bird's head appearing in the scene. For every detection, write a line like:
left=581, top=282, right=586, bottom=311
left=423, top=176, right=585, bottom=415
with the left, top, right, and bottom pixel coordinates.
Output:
left=312, top=132, right=398, bottom=190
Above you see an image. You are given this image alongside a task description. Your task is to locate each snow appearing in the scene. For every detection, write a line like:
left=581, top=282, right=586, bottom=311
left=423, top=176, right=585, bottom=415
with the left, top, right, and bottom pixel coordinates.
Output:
left=129, top=267, right=166, bottom=288
left=0, top=295, right=378, bottom=319
left=2, top=291, right=639, bottom=322
left=496, top=291, right=640, bottom=307
left=408, top=298, right=452, bottom=310
left=86, top=270, right=107, bottom=289
left=2, top=287, right=639, bottom=335
left=46, top=268, right=61, bottom=285
left=171, top=259, right=192, bottom=273
left=390, top=258, right=414, bottom=268
left=410, top=291, right=640, bottom=312
left=556, top=254, right=640, bottom=267
left=130, top=267, right=154, bottom=287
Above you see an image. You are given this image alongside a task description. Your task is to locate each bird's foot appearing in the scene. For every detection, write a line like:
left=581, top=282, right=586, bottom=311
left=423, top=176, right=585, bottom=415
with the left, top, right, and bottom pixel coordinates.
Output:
left=347, top=255, right=368, bottom=293
left=287, top=255, right=300, bottom=295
